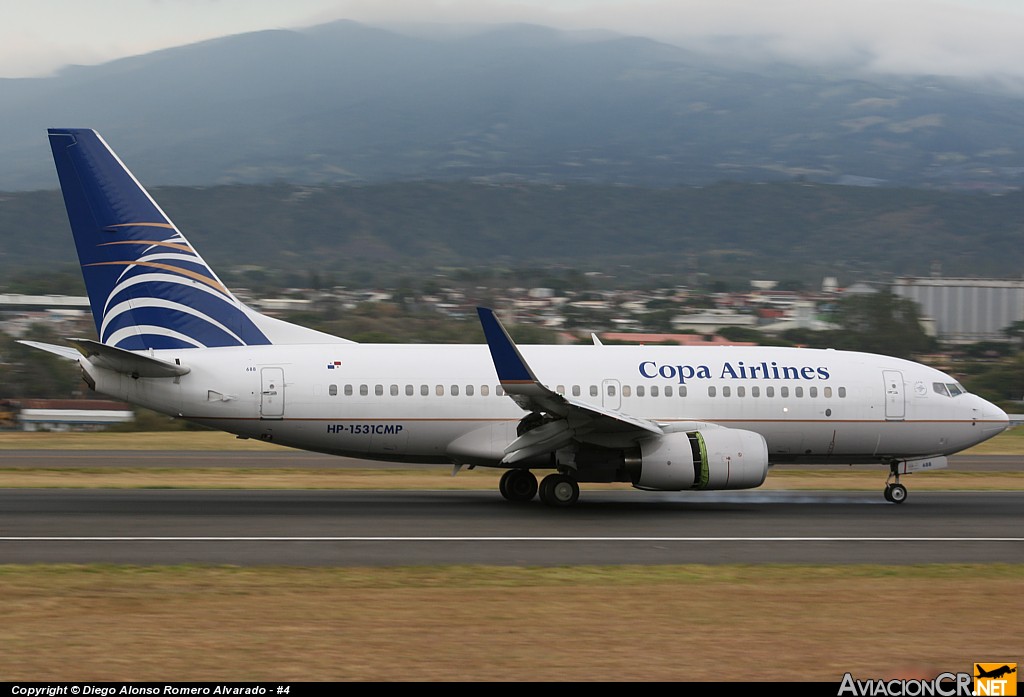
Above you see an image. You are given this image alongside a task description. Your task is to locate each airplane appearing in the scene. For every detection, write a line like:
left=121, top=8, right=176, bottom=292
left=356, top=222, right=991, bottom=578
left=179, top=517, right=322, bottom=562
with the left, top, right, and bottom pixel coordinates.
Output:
left=24, top=128, right=1010, bottom=507
left=975, top=665, right=1016, bottom=680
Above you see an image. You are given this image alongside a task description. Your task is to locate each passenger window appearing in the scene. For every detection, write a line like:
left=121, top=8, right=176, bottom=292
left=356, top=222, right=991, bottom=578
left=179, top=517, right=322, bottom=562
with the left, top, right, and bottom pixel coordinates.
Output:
left=622, top=386, right=632, bottom=397
left=375, top=385, right=384, bottom=396
left=556, top=385, right=564, bottom=395
left=838, top=387, right=847, bottom=398
left=723, top=386, right=731, bottom=397
left=359, top=385, right=368, bottom=396
left=795, top=387, right=803, bottom=398
left=824, top=387, right=832, bottom=398
left=451, top=385, right=459, bottom=396
left=637, top=386, right=645, bottom=397
left=590, top=385, right=598, bottom=397
left=481, top=385, right=489, bottom=396
left=390, top=385, right=399, bottom=397
left=572, top=385, right=581, bottom=397
left=737, top=386, right=745, bottom=398
left=766, top=386, right=774, bottom=398
left=752, top=386, right=760, bottom=398
left=781, top=387, right=789, bottom=398
left=436, top=385, right=444, bottom=396
left=497, top=386, right=504, bottom=396
left=421, top=385, right=429, bottom=396
left=708, top=386, right=717, bottom=397
left=607, top=385, right=616, bottom=397
left=679, top=386, right=687, bottom=397
left=665, top=386, right=673, bottom=397
left=344, top=384, right=353, bottom=396
left=651, top=386, right=659, bottom=397
left=406, top=385, right=414, bottom=396
left=329, top=384, right=338, bottom=396
left=810, top=387, right=817, bottom=398
left=466, top=385, right=475, bottom=396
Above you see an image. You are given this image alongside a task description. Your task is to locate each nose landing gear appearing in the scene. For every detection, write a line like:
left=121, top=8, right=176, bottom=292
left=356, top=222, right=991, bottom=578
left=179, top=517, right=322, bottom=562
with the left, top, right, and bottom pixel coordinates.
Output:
left=884, top=462, right=908, bottom=504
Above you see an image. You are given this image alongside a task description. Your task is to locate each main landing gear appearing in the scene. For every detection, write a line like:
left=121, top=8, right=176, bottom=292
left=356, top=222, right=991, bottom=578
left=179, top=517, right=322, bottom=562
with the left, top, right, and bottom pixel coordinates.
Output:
left=499, top=469, right=538, bottom=503
left=498, top=469, right=580, bottom=507
left=883, top=462, right=908, bottom=504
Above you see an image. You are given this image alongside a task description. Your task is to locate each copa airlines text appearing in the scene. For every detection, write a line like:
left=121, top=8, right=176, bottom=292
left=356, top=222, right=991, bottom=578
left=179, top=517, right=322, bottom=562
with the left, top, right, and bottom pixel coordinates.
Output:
left=639, top=360, right=830, bottom=383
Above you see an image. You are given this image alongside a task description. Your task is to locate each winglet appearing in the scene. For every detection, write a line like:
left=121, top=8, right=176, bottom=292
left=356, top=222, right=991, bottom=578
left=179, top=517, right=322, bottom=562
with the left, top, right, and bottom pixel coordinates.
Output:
left=477, top=307, right=536, bottom=385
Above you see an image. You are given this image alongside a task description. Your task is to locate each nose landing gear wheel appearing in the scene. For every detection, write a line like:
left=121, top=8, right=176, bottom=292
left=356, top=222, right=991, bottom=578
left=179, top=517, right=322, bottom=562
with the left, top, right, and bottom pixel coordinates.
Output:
left=885, top=483, right=908, bottom=504
left=539, top=473, right=580, bottom=507
left=884, top=462, right=908, bottom=504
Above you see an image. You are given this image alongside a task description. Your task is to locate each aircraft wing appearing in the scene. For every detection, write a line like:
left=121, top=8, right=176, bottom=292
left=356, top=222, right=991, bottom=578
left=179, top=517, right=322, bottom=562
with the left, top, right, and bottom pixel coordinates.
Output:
left=477, top=307, right=662, bottom=463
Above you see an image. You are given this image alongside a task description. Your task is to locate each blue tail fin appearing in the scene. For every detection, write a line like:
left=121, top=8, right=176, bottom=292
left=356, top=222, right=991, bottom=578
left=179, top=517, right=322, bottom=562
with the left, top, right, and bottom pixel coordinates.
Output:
left=48, top=129, right=345, bottom=349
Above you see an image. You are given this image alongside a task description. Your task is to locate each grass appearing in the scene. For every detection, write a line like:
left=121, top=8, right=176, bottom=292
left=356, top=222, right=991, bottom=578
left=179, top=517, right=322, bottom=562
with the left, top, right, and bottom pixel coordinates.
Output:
left=1, top=428, right=1021, bottom=489
left=0, top=467, right=1022, bottom=490
left=1, top=426, right=1023, bottom=453
left=0, top=564, right=1020, bottom=681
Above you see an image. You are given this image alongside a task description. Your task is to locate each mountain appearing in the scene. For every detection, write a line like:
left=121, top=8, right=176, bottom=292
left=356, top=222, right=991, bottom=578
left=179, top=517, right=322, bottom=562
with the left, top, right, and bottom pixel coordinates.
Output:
left=1, top=20, right=1023, bottom=191
left=3, top=181, right=1024, bottom=285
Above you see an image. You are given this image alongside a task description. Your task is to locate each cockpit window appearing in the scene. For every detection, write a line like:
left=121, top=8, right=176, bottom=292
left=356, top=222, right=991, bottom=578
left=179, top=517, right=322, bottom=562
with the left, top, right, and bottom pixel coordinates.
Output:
left=933, top=382, right=966, bottom=397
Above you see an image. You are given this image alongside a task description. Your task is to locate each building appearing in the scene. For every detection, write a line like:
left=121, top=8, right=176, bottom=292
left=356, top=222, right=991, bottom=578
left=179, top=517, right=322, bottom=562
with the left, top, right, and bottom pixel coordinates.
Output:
left=892, top=277, right=1024, bottom=342
left=12, top=399, right=134, bottom=432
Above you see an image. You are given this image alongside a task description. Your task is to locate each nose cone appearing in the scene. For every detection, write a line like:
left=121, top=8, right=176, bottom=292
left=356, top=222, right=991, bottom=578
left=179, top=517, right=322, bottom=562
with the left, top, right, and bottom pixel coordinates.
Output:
left=975, top=396, right=1010, bottom=437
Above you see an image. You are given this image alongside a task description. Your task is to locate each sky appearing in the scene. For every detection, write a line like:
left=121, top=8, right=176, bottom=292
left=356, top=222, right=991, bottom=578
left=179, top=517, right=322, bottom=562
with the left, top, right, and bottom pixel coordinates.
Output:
left=4, top=0, right=1024, bottom=84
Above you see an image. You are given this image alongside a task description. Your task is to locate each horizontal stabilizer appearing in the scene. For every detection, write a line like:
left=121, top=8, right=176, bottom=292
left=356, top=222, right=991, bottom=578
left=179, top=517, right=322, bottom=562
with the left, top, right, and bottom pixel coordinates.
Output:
left=69, top=338, right=191, bottom=378
left=17, top=340, right=81, bottom=361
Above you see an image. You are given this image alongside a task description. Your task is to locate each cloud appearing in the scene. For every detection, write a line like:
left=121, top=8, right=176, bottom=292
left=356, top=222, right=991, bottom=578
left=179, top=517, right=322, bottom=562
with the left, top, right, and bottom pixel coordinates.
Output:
left=5, top=0, right=1024, bottom=83
left=320, top=0, right=1024, bottom=82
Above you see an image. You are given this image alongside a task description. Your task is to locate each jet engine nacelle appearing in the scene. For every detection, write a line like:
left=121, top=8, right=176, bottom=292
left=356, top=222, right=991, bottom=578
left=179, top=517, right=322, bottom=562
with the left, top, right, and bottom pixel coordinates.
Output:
left=632, top=429, right=769, bottom=491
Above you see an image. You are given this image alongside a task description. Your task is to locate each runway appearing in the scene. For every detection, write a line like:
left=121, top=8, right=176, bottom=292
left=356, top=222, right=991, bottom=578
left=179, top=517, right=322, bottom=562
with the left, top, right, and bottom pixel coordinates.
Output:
left=2, top=488, right=1021, bottom=565
left=1, top=450, right=1020, bottom=565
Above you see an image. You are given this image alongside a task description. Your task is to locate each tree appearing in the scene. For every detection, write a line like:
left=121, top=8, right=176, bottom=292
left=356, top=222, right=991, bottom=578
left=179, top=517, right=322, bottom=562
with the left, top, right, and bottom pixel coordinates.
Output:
left=1004, top=319, right=1024, bottom=346
left=0, top=326, right=83, bottom=399
left=798, top=292, right=936, bottom=359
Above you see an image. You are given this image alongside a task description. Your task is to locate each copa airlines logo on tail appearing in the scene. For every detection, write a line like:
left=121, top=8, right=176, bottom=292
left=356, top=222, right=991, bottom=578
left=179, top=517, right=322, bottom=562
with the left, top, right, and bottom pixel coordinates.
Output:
left=89, top=225, right=271, bottom=350
left=639, top=360, right=831, bottom=384
left=48, top=128, right=272, bottom=352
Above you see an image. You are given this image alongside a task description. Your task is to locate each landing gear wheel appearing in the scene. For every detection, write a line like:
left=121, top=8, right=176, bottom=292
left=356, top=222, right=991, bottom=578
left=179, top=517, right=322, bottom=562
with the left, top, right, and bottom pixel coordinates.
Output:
left=884, top=462, right=908, bottom=504
left=539, top=473, right=580, bottom=507
left=888, top=483, right=907, bottom=504
left=499, top=469, right=538, bottom=502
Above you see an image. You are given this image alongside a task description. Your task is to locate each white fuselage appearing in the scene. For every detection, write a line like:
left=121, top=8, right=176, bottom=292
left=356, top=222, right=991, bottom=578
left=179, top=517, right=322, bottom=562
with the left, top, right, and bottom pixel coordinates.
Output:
left=82, top=343, right=1009, bottom=467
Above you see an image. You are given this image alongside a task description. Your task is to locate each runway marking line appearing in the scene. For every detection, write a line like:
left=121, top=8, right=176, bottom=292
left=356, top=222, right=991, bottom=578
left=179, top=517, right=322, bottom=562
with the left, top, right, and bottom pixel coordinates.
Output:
left=2, top=536, right=1022, bottom=542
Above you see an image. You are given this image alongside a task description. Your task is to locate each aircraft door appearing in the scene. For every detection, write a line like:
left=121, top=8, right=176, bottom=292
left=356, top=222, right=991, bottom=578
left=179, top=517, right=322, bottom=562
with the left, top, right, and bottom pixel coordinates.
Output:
left=883, top=370, right=905, bottom=420
left=261, top=367, right=285, bottom=418
left=602, top=379, right=621, bottom=410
